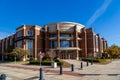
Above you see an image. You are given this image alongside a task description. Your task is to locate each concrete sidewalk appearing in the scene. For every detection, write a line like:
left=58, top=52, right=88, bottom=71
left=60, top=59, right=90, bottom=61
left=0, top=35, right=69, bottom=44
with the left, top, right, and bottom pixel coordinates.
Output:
left=0, top=59, right=120, bottom=80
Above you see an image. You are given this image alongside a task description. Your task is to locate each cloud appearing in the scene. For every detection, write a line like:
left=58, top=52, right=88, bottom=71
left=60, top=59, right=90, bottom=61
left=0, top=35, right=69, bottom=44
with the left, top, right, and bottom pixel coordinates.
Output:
left=0, top=32, right=9, bottom=39
left=86, top=0, right=112, bottom=26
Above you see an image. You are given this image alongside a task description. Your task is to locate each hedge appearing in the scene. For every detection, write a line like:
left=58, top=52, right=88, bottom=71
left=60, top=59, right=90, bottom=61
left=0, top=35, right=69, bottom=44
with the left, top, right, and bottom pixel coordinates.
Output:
left=82, top=58, right=111, bottom=63
left=29, top=60, right=63, bottom=66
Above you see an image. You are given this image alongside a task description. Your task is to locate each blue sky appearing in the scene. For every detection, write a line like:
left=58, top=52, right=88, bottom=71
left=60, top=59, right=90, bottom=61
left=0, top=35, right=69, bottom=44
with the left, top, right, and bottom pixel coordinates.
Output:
left=0, top=0, right=120, bottom=46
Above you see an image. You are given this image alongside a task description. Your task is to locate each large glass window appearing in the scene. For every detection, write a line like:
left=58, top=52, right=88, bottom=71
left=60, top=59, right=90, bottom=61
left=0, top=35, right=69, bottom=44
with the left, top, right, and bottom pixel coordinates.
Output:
left=2, top=40, right=4, bottom=53
left=50, top=40, right=57, bottom=48
left=17, top=41, right=22, bottom=48
left=60, top=33, right=71, bottom=37
left=6, top=39, right=8, bottom=49
left=10, top=38, right=13, bottom=45
left=26, top=40, right=33, bottom=56
left=60, top=40, right=71, bottom=47
left=17, top=31, right=23, bottom=37
left=50, top=34, right=57, bottom=37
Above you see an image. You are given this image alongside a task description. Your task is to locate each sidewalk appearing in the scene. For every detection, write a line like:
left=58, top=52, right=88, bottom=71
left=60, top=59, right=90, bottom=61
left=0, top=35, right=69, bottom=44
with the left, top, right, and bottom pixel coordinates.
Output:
left=0, top=59, right=120, bottom=80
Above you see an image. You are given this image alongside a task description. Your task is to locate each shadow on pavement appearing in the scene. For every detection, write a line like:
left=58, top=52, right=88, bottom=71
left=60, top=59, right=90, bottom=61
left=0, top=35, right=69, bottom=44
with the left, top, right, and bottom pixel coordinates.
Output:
left=24, top=76, right=39, bottom=80
left=81, top=73, right=120, bottom=76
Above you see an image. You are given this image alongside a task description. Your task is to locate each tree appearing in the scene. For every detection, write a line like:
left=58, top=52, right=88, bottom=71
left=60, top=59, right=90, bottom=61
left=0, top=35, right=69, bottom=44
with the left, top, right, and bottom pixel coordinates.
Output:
left=4, top=45, right=14, bottom=55
left=46, top=50, right=56, bottom=62
left=11, top=47, right=30, bottom=61
left=103, top=44, right=120, bottom=58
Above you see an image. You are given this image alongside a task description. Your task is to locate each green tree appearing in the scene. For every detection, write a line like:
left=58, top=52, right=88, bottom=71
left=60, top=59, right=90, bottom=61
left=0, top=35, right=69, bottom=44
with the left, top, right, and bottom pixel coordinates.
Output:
left=103, top=44, right=120, bottom=58
left=11, top=47, right=30, bottom=61
left=4, top=45, right=14, bottom=55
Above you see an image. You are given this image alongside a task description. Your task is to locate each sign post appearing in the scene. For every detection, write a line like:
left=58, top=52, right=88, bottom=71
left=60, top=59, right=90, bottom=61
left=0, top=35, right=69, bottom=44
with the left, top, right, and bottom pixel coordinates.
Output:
left=39, top=52, right=44, bottom=67
left=39, top=52, right=44, bottom=80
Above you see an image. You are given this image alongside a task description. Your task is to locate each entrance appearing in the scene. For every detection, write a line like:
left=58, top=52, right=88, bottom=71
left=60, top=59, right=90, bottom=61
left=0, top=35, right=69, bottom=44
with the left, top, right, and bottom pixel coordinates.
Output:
left=58, top=50, right=76, bottom=59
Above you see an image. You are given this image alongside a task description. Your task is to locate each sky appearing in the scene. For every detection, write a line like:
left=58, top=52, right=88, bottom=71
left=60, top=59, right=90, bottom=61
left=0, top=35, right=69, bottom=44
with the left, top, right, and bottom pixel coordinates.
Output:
left=0, top=0, right=120, bottom=46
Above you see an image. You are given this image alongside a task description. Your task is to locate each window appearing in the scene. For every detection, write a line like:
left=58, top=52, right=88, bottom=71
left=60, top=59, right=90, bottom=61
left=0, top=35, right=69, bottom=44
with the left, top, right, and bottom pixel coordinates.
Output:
left=50, top=40, right=57, bottom=48
left=10, top=38, right=13, bottom=45
left=17, top=31, right=23, bottom=37
left=17, top=41, right=22, bottom=48
left=27, top=30, right=33, bottom=36
left=26, top=40, right=33, bottom=56
left=60, top=33, right=71, bottom=37
left=50, top=34, right=57, bottom=37
left=6, top=39, right=8, bottom=49
left=60, top=40, right=71, bottom=47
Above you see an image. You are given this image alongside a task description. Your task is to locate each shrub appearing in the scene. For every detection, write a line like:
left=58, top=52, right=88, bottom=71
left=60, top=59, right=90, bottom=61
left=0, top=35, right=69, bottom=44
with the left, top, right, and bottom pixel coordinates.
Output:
left=29, top=60, right=63, bottom=66
left=82, top=58, right=112, bottom=63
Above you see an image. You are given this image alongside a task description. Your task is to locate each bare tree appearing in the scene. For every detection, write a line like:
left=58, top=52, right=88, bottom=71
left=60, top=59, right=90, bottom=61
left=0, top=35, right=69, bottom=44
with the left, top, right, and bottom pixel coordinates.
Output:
left=46, top=50, right=56, bottom=62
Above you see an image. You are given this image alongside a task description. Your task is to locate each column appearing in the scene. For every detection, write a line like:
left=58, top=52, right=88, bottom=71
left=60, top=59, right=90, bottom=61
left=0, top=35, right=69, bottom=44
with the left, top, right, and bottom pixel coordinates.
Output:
left=57, top=24, right=60, bottom=48
left=81, top=28, right=87, bottom=57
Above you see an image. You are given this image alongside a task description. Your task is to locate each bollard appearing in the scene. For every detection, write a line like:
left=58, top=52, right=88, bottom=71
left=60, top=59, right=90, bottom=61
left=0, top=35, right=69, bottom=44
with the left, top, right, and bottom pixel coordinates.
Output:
left=80, top=62, right=83, bottom=69
left=60, top=64, right=63, bottom=75
left=91, top=60, right=93, bottom=65
left=87, top=61, right=89, bottom=66
left=0, top=74, right=6, bottom=80
left=39, top=68, right=44, bottom=80
left=71, top=64, right=74, bottom=72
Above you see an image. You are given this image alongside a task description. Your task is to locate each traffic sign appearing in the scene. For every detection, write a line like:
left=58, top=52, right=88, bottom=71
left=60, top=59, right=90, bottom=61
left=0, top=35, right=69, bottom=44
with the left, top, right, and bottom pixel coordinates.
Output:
left=40, top=54, right=44, bottom=59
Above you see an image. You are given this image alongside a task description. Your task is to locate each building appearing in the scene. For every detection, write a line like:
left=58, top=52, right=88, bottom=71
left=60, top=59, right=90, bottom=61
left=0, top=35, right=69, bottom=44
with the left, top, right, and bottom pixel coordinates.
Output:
left=0, top=22, right=108, bottom=60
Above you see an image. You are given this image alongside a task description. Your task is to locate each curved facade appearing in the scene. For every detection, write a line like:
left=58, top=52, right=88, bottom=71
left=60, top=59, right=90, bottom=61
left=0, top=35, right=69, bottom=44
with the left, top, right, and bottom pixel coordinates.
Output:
left=45, top=22, right=87, bottom=59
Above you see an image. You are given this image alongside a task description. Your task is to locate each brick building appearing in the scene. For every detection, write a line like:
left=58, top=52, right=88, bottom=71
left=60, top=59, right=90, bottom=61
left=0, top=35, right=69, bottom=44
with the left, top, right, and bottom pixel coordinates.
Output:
left=0, top=22, right=108, bottom=60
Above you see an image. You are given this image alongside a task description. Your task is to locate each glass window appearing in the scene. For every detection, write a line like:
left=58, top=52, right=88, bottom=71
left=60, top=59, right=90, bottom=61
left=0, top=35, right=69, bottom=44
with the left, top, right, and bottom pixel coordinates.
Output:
left=6, top=39, right=8, bottom=49
left=27, top=30, right=33, bottom=36
left=60, top=40, right=71, bottom=47
left=51, top=34, right=57, bottom=37
left=50, top=40, right=57, bottom=48
left=2, top=40, right=4, bottom=53
left=17, top=41, right=22, bottom=48
left=60, top=33, right=71, bottom=37
left=26, top=40, right=33, bottom=56
left=17, top=31, right=23, bottom=37
left=10, top=38, right=13, bottom=45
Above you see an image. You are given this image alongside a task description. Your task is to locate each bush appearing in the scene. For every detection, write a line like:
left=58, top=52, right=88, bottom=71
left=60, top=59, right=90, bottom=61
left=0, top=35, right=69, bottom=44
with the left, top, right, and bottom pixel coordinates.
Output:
left=29, top=60, right=63, bottom=66
left=82, top=58, right=112, bottom=63
left=30, top=57, right=35, bottom=61
left=82, top=58, right=102, bottom=62
left=54, top=59, right=60, bottom=62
